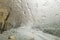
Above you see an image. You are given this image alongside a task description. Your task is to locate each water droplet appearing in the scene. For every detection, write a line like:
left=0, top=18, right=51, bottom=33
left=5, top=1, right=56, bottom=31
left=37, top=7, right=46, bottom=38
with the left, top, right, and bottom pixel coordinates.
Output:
left=18, top=0, right=22, bottom=3
left=42, top=15, right=46, bottom=20
left=26, top=3, right=31, bottom=11
left=22, top=11, right=26, bottom=15
left=55, top=14, right=59, bottom=16
left=42, top=1, right=48, bottom=7
left=42, top=22, right=45, bottom=24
